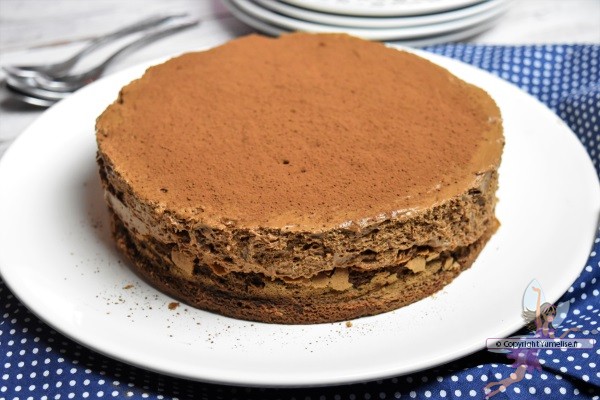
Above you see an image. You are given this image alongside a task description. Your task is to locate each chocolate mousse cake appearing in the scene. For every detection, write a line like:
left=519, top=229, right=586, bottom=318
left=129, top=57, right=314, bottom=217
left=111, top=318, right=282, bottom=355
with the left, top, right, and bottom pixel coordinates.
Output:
left=96, top=33, right=503, bottom=324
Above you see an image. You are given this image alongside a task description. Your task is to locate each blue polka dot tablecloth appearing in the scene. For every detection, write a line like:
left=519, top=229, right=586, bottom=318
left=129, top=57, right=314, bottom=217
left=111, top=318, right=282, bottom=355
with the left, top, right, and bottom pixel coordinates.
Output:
left=1, top=44, right=599, bottom=400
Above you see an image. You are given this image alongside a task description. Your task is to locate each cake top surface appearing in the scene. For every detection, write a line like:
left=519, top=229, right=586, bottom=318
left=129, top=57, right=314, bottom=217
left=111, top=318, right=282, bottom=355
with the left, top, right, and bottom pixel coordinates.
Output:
left=96, top=33, right=503, bottom=230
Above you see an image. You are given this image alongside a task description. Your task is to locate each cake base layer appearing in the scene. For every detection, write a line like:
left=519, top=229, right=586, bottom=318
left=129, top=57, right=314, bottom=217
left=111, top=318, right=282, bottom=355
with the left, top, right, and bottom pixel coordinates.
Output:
left=110, top=210, right=498, bottom=324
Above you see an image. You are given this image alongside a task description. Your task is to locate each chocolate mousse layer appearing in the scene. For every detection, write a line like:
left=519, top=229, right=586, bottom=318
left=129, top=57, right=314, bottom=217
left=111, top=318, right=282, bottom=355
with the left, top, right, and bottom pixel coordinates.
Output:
left=96, top=33, right=504, bottom=324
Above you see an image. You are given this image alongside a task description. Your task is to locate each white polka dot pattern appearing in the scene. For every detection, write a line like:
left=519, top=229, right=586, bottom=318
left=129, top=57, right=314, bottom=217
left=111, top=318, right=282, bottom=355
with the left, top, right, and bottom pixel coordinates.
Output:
left=1, top=44, right=599, bottom=400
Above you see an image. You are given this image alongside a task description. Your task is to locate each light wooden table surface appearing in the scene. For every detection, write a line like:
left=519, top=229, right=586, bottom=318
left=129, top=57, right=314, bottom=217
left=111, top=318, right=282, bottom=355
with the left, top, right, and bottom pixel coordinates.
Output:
left=0, top=0, right=599, bottom=158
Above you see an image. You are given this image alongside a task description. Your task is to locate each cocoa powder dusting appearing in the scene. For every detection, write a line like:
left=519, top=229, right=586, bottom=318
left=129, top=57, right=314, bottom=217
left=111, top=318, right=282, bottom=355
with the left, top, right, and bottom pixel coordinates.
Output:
left=97, top=33, right=502, bottom=229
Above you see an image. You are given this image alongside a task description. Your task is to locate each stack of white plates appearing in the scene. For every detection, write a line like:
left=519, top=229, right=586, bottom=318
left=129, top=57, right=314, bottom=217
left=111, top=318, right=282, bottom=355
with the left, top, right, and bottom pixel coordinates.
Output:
left=222, top=0, right=510, bottom=46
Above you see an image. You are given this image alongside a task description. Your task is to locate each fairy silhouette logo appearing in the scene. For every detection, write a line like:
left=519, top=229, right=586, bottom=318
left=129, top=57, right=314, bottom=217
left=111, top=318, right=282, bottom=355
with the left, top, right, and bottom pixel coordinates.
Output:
left=483, top=279, right=581, bottom=399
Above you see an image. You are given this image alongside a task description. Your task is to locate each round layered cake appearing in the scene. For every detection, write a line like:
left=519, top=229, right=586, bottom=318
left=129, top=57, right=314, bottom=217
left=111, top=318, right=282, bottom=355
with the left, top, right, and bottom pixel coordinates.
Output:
left=96, top=33, right=503, bottom=324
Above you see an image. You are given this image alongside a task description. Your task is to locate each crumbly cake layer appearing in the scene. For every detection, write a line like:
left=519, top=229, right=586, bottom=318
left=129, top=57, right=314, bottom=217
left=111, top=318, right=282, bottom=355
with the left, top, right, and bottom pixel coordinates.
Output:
left=105, top=173, right=498, bottom=324
left=96, top=33, right=504, bottom=324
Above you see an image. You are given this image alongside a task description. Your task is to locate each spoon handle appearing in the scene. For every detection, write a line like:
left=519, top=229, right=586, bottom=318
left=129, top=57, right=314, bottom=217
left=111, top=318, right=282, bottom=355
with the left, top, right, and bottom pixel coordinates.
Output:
left=49, top=13, right=191, bottom=76
left=37, top=17, right=200, bottom=92
left=4, top=13, right=190, bottom=78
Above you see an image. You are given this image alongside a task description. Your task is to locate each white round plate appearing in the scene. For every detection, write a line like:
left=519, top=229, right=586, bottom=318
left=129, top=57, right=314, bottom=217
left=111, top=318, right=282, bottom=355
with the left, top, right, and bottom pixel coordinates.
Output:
left=227, top=0, right=508, bottom=41
left=0, top=46, right=598, bottom=387
left=256, top=0, right=506, bottom=29
left=282, top=0, right=485, bottom=17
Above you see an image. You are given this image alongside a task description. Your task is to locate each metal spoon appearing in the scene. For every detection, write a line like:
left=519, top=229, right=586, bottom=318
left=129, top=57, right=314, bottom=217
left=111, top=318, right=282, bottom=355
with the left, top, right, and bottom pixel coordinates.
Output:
left=4, top=83, right=58, bottom=107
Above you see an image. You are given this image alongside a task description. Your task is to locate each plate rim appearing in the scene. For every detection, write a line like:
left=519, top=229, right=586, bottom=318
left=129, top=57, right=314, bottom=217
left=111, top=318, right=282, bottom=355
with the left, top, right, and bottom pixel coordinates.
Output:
left=280, top=0, right=487, bottom=17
